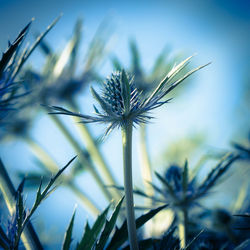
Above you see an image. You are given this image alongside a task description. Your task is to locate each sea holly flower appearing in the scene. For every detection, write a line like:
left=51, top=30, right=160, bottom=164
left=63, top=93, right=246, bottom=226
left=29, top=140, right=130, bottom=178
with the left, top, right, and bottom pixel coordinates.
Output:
left=47, top=55, right=209, bottom=249
left=48, top=56, right=209, bottom=136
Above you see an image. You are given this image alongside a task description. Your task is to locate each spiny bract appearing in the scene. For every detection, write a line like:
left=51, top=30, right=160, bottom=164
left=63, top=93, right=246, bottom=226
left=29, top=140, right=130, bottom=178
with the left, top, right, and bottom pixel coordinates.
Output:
left=47, top=56, right=209, bottom=135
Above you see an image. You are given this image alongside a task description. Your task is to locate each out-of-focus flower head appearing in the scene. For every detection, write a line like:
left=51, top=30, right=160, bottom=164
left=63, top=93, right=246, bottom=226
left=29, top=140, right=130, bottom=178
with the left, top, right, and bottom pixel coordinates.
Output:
left=0, top=21, right=31, bottom=122
left=22, top=18, right=114, bottom=105
left=112, top=39, right=192, bottom=96
left=128, top=153, right=239, bottom=215
left=0, top=17, right=60, bottom=140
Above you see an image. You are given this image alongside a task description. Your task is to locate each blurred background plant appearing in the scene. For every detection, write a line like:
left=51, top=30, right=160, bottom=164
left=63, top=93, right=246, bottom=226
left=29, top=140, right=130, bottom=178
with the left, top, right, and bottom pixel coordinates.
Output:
left=0, top=0, right=249, bottom=249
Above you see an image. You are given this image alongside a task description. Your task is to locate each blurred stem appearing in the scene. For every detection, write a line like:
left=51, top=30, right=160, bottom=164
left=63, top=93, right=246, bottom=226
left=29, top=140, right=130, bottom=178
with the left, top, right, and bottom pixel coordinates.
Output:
left=122, top=121, right=138, bottom=250
left=178, top=208, right=188, bottom=248
left=67, top=182, right=100, bottom=215
left=48, top=113, right=113, bottom=201
left=139, top=124, right=154, bottom=196
left=68, top=99, right=121, bottom=200
left=139, top=124, right=155, bottom=236
left=24, top=136, right=100, bottom=216
left=25, top=136, right=58, bottom=172
left=0, top=159, right=42, bottom=250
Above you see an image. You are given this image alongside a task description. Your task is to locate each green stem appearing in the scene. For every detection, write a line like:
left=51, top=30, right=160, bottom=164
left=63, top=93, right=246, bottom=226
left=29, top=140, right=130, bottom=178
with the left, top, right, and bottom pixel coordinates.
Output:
left=68, top=100, right=122, bottom=200
left=139, top=124, right=155, bottom=236
left=121, top=121, right=138, bottom=250
left=0, top=159, right=43, bottom=250
left=25, top=136, right=58, bottom=172
left=24, top=136, right=101, bottom=216
left=139, top=124, right=154, bottom=197
left=179, top=208, right=188, bottom=248
left=48, top=113, right=113, bottom=201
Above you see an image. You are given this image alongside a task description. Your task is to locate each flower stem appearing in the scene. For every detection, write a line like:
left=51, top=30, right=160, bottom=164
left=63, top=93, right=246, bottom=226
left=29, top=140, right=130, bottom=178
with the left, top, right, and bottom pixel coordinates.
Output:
left=179, top=208, right=188, bottom=248
left=121, top=121, right=138, bottom=250
left=139, top=124, right=155, bottom=236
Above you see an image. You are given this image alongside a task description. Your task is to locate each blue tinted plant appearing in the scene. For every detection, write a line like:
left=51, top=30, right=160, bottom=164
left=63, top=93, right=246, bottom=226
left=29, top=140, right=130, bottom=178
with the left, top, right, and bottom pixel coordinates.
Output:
left=47, top=56, right=208, bottom=249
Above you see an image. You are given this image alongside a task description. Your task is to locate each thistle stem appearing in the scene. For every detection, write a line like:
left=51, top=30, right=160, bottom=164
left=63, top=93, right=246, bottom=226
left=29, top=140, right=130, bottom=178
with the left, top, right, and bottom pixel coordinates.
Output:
left=179, top=208, right=188, bottom=248
left=68, top=100, right=122, bottom=200
left=122, top=121, right=138, bottom=250
left=24, top=136, right=100, bottom=216
left=0, top=159, right=42, bottom=250
left=48, top=113, right=113, bottom=201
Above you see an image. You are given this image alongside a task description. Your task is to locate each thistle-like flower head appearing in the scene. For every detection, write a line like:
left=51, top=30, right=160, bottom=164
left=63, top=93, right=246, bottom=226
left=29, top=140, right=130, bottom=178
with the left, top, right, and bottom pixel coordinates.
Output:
left=48, top=56, right=209, bottom=135
left=91, top=70, right=150, bottom=130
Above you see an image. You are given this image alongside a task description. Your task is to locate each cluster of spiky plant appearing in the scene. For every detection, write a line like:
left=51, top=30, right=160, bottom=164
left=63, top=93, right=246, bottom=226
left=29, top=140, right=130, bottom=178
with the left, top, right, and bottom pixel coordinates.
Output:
left=0, top=156, right=76, bottom=249
left=0, top=22, right=29, bottom=122
left=46, top=55, right=210, bottom=249
left=47, top=57, right=208, bottom=135
left=0, top=17, right=60, bottom=140
left=0, top=15, right=250, bottom=250
left=22, top=18, right=113, bottom=106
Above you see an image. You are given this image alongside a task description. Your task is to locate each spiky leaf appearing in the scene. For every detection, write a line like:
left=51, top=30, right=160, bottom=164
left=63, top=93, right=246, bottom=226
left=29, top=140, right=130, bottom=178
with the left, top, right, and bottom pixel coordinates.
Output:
left=0, top=21, right=31, bottom=77
left=62, top=208, right=76, bottom=250
left=95, top=197, right=124, bottom=249
left=77, top=204, right=110, bottom=250
left=182, top=160, right=189, bottom=194
left=121, top=69, right=131, bottom=114
left=107, top=204, right=167, bottom=249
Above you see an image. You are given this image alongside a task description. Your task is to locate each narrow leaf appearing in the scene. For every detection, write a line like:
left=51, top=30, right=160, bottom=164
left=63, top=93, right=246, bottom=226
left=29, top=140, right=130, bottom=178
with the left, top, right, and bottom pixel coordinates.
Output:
left=41, top=155, right=77, bottom=197
left=155, top=171, right=177, bottom=199
left=95, top=197, right=124, bottom=249
left=77, top=204, right=110, bottom=250
left=161, top=62, right=211, bottom=98
left=121, top=70, right=131, bottom=114
left=145, top=55, right=194, bottom=104
left=0, top=31, right=26, bottom=77
left=62, top=207, right=76, bottom=250
left=182, top=160, right=188, bottom=194
left=234, top=239, right=250, bottom=250
left=111, top=56, right=122, bottom=71
left=0, top=225, right=10, bottom=249
left=77, top=222, right=91, bottom=249
left=130, top=39, right=141, bottom=74
left=91, top=87, right=115, bottom=116
left=107, top=204, right=167, bottom=249
left=15, top=178, right=25, bottom=199
left=12, top=15, right=61, bottom=80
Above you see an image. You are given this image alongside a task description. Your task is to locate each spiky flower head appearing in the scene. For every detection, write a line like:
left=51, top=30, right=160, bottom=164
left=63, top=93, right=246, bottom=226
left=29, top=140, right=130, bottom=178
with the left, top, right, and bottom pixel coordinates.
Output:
left=48, top=56, right=209, bottom=135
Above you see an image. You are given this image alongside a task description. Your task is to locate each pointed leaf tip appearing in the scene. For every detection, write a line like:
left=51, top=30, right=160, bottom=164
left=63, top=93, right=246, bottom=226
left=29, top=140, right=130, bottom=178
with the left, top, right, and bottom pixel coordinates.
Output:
left=62, top=208, right=77, bottom=250
left=121, top=69, right=131, bottom=113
